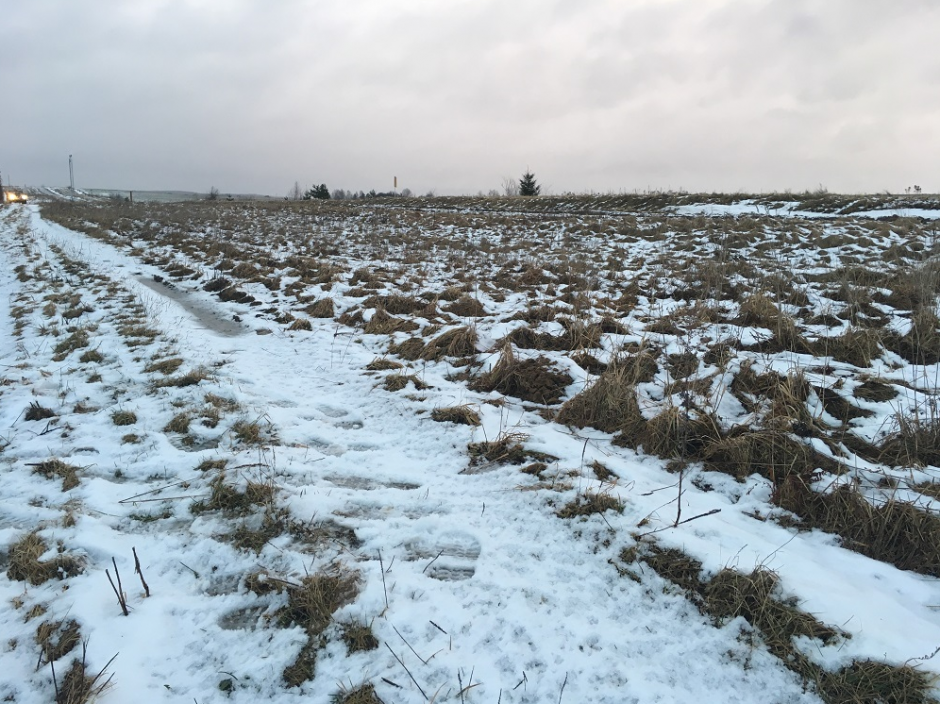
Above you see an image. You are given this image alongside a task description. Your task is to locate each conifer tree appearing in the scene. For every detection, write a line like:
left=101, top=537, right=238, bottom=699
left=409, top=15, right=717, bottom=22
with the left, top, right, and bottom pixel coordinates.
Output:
left=519, top=171, right=540, bottom=197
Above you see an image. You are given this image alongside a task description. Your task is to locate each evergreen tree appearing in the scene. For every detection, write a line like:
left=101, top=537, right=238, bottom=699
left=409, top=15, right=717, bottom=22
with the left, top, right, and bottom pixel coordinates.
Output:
left=303, top=184, right=331, bottom=200
left=519, top=171, right=540, bottom=196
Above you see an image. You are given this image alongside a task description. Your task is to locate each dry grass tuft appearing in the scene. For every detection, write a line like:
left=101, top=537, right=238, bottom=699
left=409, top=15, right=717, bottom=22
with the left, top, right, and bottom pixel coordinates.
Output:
left=304, top=297, right=335, bottom=318
left=232, top=419, right=270, bottom=445
left=31, top=459, right=82, bottom=491
left=470, top=344, right=572, bottom=404
left=163, top=413, right=191, bottom=434
left=556, top=363, right=645, bottom=434
left=382, top=373, right=429, bottom=392
left=431, top=405, right=481, bottom=425
left=366, top=357, right=403, bottom=371
left=878, top=415, right=940, bottom=468
left=815, top=660, right=937, bottom=704
left=52, top=330, right=90, bottom=361
left=54, top=643, right=116, bottom=704
left=288, top=317, right=313, bottom=331
left=421, top=326, right=478, bottom=360
left=36, top=619, right=82, bottom=663
left=467, top=432, right=556, bottom=467
left=853, top=378, right=898, bottom=402
left=279, top=571, right=360, bottom=686
left=110, top=410, right=137, bottom=426
left=444, top=295, right=486, bottom=317
left=190, top=475, right=275, bottom=516
left=7, top=532, right=83, bottom=585
left=364, top=308, right=419, bottom=335
left=144, top=357, right=184, bottom=375
left=78, top=349, right=104, bottom=364
left=340, top=621, right=379, bottom=653
left=154, top=368, right=210, bottom=388
left=557, top=491, right=624, bottom=518
left=331, top=683, right=385, bottom=704
left=25, top=402, right=57, bottom=421
left=387, top=337, right=425, bottom=360
left=704, top=429, right=817, bottom=484
left=776, top=479, right=940, bottom=577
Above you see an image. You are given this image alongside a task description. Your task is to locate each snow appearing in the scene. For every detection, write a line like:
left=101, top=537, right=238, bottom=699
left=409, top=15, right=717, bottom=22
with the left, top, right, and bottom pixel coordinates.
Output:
left=1, top=201, right=939, bottom=703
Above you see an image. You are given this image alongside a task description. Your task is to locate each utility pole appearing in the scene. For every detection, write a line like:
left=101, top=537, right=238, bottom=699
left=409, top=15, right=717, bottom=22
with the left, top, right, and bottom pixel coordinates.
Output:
left=69, top=154, right=74, bottom=191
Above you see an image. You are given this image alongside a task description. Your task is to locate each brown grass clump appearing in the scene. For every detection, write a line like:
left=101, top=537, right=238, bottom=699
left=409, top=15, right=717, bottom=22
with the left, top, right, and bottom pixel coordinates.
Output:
left=382, top=373, right=429, bottom=392
left=231, top=419, right=271, bottom=445
left=163, top=413, right=191, bottom=434
left=154, top=368, right=210, bottom=388
left=557, top=491, right=624, bottom=518
left=279, top=571, right=360, bottom=686
left=704, top=429, right=818, bottom=484
left=363, top=308, right=419, bottom=335
left=362, top=294, right=425, bottom=315
left=885, top=308, right=940, bottom=366
left=52, top=330, right=90, bottom=361
left=304, top=297, right=335, bottom=318
left=143, top=357, right=184, bottom=375
left=420, top=326, right=478, bottom=360
left=703, top=568, right=842, bottom=660
left=78, top=349, right=104, bottom=364
left=331, top=683, right=385, bottom=704
left=110, top=410, right=137, bottom=426
left=7, top=532, right=83, bottom=585
left=556, top=363, right=645, bottom=434
left=190, top=475, right=275, bottom=516
left=815, top=660, right=937, bottom=704
left=775, top=479, right=940, bottom=577
left=470, top=344, right=572, bottom=404
left=340, top=621, right=379, bottom=653
left=288, top=317, right=313, bottom=331
left=633, top=544, right=932, bottom=703
left=591, top=460, right=617, bottom=482
left=444, top=295, right=486, bottom=317
left=30, top=459, right=82, bottom=491
left=822, top=327, right=882, bottom=368
left=25, top=402, right=57, bottom=421
left=634, top=406, right=721, bottom=459
left=431, top=405, right=481, bottom=425
left=387, top=337, right=425, bottom=360
left=879, top=415, right=940, bottom=468
left=853, top=378, right=898, bottom=402
left=467, top=433, right=556, bottom=467
left=366, top=357, right=404, bottom=371
left=54, top=644, right=116, bottom=704
left=36, top=619, right=82, bottom=663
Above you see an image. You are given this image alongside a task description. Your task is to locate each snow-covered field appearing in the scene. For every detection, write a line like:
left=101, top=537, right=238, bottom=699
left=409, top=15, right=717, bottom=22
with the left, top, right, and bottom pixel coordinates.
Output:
left=2, top=196, right=940, bottom=704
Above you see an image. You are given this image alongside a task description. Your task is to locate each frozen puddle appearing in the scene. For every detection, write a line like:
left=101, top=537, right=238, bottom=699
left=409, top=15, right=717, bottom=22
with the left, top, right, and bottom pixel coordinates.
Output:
left=136, top=276, right=247, bottom=337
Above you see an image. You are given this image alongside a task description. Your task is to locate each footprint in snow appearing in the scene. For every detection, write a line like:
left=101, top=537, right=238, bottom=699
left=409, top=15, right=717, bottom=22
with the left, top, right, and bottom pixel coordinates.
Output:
left=403, top=531, right=481, bottom=581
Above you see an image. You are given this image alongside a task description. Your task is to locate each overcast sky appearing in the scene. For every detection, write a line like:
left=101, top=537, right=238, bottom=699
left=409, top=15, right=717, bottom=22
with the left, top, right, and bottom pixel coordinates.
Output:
left=2, top=0, right=938, bottom=196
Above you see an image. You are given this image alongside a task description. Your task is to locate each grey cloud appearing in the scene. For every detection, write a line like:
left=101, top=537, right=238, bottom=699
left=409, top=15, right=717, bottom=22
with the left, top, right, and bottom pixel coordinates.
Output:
left=2, top=0, right=937, bottom=195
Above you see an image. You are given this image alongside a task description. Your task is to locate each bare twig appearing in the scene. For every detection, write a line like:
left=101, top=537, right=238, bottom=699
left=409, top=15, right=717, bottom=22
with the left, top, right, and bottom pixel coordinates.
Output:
left=378, top=549, right=389, bottom=611
left=558, top=672, right=568, bottom=703
left=422, top=549, right=445, bottom=574
left=106, top=558, right=129, bottom=616
left=394, top=624, right=429, bottom=665
left=637, top=508, right=721, bottom=539
left=132, top=547, right=150, bottom=597
left=385, top=643, right=428, bottom=701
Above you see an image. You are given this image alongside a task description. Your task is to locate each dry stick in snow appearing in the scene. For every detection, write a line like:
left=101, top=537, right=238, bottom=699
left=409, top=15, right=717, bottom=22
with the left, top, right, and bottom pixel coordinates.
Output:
left=558, top=672, right=568, bottom=704
left=385, top=642, right=428, bottom=701
left=106, top=558, right=129, bottom=616
left=378, top=549, right=389, bottom=611
left=132, top=547, right=150, bottom=597
left=422, top=549, right=444, bottom=574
